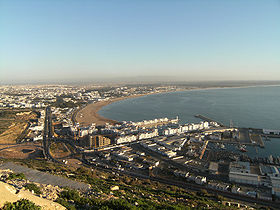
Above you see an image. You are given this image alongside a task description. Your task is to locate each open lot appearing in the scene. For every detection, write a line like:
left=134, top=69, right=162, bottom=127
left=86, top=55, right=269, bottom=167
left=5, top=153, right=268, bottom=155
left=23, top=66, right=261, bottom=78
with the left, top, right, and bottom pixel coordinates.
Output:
left=0, top=109, right=37, bottom=144
left=0, top=144, right=44, bottom=159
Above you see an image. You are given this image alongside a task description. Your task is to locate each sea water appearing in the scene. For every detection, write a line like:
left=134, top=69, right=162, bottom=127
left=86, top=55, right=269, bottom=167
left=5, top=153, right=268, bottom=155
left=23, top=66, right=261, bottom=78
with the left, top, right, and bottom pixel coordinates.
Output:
left=99, top=86, right=280, bottom=157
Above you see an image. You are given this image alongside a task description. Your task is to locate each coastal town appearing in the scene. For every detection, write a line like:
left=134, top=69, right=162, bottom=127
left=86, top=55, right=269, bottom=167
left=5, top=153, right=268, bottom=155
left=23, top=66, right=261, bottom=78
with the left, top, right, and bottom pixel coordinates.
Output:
left=2, top=0, right=280, bottom=208
left=1, top=84, right=280, bottom=209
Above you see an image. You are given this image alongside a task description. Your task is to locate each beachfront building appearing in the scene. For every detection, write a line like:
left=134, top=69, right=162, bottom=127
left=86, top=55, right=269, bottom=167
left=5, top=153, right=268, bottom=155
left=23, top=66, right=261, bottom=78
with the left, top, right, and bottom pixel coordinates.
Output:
left=128, top=117, right=179, bottom=127
left=162, top=121, right=210, bottom=136
left=116, top=135, right=137, bottom=144
left=139, top=129, right=158, bottom=140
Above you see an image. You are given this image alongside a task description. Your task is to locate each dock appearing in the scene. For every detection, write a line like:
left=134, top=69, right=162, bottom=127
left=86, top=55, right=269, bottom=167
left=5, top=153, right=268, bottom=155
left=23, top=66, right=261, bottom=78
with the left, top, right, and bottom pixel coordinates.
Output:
left=207, top=128, right=265, bottom=148
left=250, top=134, right=264, bottom=148
left=262, top=134, right=280, bottom=138
left=195, top=114, right=225, bottom=127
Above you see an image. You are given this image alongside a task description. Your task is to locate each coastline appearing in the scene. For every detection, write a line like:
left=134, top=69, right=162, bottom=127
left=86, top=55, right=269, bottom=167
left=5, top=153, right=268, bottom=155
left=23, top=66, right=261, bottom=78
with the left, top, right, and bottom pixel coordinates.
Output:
left=75, top=84, right=280, bottom=126
left=75, top=92, right=161, bottom=126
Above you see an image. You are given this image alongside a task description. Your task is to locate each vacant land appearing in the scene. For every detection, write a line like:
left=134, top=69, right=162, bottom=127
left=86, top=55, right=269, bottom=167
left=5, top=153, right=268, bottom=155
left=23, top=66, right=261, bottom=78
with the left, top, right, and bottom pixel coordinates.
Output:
left=49, top=142, right=71, bottom=159
left=0, top=144, right=44, bottom=159
left=0, top=109, right=37, bottom=144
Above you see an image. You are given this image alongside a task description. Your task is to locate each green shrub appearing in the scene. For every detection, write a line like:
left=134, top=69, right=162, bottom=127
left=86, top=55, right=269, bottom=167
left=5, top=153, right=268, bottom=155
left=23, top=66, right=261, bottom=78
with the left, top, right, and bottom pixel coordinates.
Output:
left=56, top=198, right=76, bottom=210
left=2, top=198, right=41, bottom=210
left=7, top=173, right=26, bottom=180
left=60, top=188, right=81, bottom=201
left=24, top=183, right=42, bottom=195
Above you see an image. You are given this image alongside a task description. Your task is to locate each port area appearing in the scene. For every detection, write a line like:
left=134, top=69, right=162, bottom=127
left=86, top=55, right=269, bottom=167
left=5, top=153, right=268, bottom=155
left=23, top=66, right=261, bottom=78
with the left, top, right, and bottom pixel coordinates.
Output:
left=194, top=114, right=265, bottom=148
left=205, top=127, right=264, bottom=147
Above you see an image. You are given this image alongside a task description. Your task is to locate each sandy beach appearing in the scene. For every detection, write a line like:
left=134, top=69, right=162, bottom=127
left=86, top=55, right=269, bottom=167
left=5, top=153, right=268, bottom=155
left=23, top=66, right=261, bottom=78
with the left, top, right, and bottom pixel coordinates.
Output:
left=75, top=88, right=187, bottom=126
left=75, top=84, right=274, bottom=127
left=75, top=94, right=147, bottom=126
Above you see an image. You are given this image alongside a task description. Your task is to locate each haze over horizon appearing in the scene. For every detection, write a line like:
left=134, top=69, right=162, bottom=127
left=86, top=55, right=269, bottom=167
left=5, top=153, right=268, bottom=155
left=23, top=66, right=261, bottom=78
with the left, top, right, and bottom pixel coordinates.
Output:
left=1, top=0, right=280, bottom=84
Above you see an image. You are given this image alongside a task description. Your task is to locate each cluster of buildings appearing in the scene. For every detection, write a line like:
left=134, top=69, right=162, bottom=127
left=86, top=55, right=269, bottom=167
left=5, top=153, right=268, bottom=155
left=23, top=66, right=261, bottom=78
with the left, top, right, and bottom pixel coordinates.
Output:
left=116, top=129, right=159, bottom=144
left=139, top=136, right=188, bottom=158
left=0, top=84, right=182, bottom=144
left=128, top=117, right=179, bottom=127
left=28, top=110, right=46, bottom=141
left=140, top=140, right=177, bottom=158
left=229, top=161, right=280, bottom=198
left=162, top=121, right=210, bottom=136
left=5, top=84, right=280, bottom=205
left=0, top=84, right=177, bottom=109
left=71, top=116, right=215, bottom=151
left=174, top=170, right=207, bottom=185
left=0, top=85, right=88, bottom=108
left=85, top=145, right=160, bottom=172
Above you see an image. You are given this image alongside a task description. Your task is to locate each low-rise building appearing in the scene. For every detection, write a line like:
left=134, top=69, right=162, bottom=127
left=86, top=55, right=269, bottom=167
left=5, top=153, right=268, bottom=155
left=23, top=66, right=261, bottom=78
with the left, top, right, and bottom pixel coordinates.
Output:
left=208, top=162, right=219, bottom=174
left=116, top=135, right=137, bottom=144
left=195, top=176, right=207, bottom=185
left=260, top=165, right=280, bottom=197
left=229, top=161, right=260, bottom=186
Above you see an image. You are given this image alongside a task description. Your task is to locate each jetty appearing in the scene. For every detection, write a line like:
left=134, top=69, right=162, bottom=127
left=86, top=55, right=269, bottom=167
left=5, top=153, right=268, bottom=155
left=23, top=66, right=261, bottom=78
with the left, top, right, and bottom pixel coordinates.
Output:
left=250, top=133, right=264, bottom=148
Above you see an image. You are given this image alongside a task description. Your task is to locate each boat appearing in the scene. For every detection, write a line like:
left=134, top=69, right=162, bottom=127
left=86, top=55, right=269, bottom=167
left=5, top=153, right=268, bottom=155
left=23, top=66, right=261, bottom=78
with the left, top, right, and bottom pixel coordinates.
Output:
left=265, top=136, right=271, bottom=141
left=239, top=145, right=247, bottom=152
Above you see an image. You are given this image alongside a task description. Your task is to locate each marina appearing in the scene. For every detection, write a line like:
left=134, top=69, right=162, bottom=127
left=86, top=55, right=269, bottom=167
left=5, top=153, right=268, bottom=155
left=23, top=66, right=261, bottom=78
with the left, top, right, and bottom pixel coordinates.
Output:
left=99, top=86, right=280, bottom=159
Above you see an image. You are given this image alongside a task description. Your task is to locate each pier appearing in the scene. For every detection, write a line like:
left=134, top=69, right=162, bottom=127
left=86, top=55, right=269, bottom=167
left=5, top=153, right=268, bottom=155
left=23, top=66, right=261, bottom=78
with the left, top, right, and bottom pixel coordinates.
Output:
left=262, top=134, right=280, bottom=138
left=195, top=114, right=225, bottom=127
left=250, top=134, right=264, bottom=148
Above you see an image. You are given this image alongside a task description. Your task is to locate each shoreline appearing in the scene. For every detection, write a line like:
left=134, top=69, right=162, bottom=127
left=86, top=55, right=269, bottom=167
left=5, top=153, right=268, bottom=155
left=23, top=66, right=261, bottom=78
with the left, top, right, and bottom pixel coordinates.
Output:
left=75, top=84, right=280, bottom=126
left=75, top=92, right=162, bottom=126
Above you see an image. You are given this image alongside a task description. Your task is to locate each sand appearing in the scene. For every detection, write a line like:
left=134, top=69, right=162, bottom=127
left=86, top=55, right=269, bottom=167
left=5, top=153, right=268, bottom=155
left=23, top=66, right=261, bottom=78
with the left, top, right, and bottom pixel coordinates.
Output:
left=75, top=85, right=265, bottom=127
left=75, top=94, right=147, bottom=126
left=0, top=181, right=65, bottom=209
left=74, top=87, right=224, bottom=126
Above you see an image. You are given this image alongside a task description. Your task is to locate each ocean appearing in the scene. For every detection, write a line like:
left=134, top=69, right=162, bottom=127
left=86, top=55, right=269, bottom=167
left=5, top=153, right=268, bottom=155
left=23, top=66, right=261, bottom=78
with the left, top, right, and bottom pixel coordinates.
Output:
left=99, top=86, right=280, bottom=157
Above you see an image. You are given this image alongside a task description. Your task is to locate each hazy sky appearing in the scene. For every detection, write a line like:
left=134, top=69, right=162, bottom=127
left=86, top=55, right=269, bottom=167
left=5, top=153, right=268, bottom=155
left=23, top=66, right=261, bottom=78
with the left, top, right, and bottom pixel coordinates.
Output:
left=1, top=0, right=280, bottom=84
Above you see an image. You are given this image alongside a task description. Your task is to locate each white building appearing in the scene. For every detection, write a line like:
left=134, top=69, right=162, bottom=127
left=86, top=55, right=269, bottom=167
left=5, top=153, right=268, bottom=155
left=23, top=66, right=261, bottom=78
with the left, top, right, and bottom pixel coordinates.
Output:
left=116, top=135, right=137, bottom=144
left=260, top=165, right=280, bottom=197
left=263, top=129, right=280, bottom=135
left=138, top=129, right=158, bottom=140
left=229, top=161, right=260, bottom=186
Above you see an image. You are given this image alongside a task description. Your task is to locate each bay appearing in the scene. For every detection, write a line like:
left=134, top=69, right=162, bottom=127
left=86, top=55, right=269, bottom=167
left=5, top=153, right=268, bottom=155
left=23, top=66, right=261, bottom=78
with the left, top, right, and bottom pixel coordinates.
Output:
left=99, top=86, right=280, bottom=157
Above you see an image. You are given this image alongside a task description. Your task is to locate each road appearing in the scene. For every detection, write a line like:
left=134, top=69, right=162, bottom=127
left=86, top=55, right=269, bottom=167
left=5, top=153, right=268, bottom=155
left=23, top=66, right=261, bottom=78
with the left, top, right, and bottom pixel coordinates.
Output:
left=42, top=108, right=279, bottom=209
left=81, top=156, right=280, bottom=209
left=43, top=106, right=61, bottom=163
left=131, top=143, right=227, bottom=181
